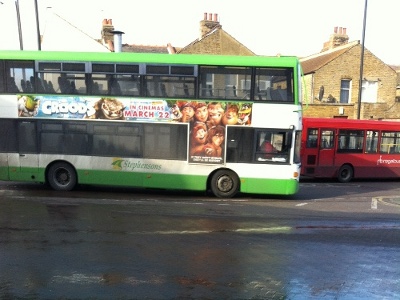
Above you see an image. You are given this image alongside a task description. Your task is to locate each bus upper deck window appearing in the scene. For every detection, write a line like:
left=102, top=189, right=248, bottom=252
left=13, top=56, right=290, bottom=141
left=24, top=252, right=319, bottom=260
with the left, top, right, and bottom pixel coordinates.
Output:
left=254, top=68, right=293, bottom=102
left=5, top=60, right=34, bottom=93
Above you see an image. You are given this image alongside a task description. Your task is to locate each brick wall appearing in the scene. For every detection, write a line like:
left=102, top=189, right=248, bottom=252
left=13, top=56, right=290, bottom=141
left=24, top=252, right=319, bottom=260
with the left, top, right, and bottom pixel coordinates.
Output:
left=302, top=45, right=398, bottom=120
left=180, top=30, right=254, bottom=56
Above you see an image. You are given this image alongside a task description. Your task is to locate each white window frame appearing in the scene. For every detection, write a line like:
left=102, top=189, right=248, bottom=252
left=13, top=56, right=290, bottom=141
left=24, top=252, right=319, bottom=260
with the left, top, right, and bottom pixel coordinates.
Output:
left=340, top=79, right=351, bottom=104
left=361, top=80, right=378, bottom=103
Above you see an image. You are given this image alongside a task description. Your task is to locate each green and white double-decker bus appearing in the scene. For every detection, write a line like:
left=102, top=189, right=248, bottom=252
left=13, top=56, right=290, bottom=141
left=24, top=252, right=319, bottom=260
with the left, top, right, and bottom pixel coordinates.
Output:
left=0, top=50, right=302, bottom=198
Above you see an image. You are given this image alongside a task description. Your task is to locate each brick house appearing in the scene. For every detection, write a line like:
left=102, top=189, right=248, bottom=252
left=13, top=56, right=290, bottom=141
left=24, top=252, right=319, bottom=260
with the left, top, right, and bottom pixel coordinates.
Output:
left=300, top=27, right=399, bottom=120
left=108, top=13, right=254, bottom=56
left=396, top=68, right=400, bottom=100
left=177, top=13, right=255, bottom=56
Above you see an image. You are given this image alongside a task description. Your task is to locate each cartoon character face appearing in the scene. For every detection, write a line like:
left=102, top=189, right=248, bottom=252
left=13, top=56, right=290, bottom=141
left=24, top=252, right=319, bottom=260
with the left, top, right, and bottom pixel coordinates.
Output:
left=207, top=103, right=224, bottom=125
left=182, top=106, right=194, bottom=118
left=238, top=103, right=252, bottom=125
left=208, top=125, right=225, bottom=147
left=181, top=102, right=195, bottom=122
left=171, top=104, right=182, bottom=120
left=18, top=95, right=39, bottom=117
left=194, top=127, right=207, bottom=144
left=100, top=98, right=125, bottom=119
left=195, top=103, right=208, bottom=122
left=222, top=105, right=239, bottom=125
left=211, top=132, right=224, bottom=147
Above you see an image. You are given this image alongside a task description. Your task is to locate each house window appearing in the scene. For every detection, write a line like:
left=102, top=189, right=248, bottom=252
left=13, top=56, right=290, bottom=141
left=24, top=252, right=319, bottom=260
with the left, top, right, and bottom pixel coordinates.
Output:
left=361, top=80, right=378, bottom=103
left=340, top=79, right=351, bottom=103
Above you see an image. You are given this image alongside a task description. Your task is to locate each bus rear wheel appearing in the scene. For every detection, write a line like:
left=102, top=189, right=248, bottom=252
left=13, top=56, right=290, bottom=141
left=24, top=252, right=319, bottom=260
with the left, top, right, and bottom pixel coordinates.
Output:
left=210, top=169, right=239, bottom=198
left=47, top=162, right=77, bottom=191
left=338, top=164, right=353, bottom=183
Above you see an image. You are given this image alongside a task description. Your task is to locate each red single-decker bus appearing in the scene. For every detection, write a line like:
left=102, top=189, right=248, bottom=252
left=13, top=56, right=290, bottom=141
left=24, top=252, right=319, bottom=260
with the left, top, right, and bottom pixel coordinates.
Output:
left=301, top=117, right=400, bottom=182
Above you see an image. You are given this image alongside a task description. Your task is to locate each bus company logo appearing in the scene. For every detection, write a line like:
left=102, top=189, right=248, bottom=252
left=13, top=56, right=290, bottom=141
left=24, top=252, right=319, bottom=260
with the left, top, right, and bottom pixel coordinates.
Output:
left=112, top=158, right=125, bottom=170
left=111, top=158, right=162, bottom=171
left=377, top=156, right=400, bottom=165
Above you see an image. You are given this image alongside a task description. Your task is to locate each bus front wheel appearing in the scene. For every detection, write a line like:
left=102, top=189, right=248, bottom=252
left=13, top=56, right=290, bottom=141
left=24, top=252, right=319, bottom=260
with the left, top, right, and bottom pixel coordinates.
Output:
left=47, top=162, right=77, bottom=191
left=210, top=169, right=239, bottom=198
left=338, top=165, right=353, bottom=183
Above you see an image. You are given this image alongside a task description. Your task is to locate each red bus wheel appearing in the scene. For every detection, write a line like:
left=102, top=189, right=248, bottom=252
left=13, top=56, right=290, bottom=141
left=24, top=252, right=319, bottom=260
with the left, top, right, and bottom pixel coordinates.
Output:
left=338, top=165, right=353, bottom=183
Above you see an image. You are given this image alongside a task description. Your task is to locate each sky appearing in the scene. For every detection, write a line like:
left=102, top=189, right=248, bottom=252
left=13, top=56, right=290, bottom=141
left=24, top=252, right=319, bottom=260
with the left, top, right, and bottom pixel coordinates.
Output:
left=0, top=0, right=399, bottom=65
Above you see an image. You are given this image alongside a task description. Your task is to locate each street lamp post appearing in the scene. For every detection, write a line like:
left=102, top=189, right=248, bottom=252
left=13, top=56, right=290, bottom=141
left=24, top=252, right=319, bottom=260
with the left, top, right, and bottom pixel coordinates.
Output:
left=34, top=0, right=40, bottom=50
left=357, top=0, right=368, bottom=119
left=15, top=0, right=23, bottom=50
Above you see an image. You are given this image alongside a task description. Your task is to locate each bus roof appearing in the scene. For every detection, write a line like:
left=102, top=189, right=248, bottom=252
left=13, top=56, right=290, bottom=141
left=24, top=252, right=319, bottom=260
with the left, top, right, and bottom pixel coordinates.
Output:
left=303, top=117, right=400, bottom=130
left=0, top=50, right=299, bottom=68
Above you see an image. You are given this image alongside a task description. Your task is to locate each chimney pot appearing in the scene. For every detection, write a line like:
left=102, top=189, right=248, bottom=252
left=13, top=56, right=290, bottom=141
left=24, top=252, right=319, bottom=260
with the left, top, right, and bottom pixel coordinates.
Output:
left=213, top=13, right=218, bottom=22
left=343, top=27, right=347, bottom=35
left=208, top=13, right=212, bottom=20
left=111, top=30, right=124, bottom=53
left=334, top=26, right=338, bottom=33
left=204, top=12, right=207, bottom=20
left=167, top=43, right=176, bottom=54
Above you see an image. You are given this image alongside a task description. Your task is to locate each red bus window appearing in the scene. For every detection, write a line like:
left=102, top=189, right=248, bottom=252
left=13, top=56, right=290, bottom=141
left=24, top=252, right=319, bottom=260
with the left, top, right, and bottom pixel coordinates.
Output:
left=380, top=132, right=400, bottom=154
left=320, top=130, right=334, bottom=149
left=338, top=130, right=363, bottom=153
left=306, top=129, right=318, bottom=148
left=365, top=130, right=378, bottom=153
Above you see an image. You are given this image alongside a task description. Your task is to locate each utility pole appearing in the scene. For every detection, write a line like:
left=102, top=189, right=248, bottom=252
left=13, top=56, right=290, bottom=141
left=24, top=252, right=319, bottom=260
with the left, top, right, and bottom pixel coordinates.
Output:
left=15, top=0, right=23, bottom=50
left=357, top=0, right=368, bottom=119
left=34, top=0, right=41, bottom=50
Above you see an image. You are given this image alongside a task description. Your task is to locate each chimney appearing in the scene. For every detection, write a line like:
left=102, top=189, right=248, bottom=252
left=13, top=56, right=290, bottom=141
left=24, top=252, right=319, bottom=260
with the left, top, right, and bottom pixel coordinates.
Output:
left=111, top=30, right=124, bottom=53
left=321, top=26, right=350, bottom=52
left=167, top=43, right=176, bottom=54
left=101, top=19, right=115, bottom=46
left=199, top=12, right=220, bottom=39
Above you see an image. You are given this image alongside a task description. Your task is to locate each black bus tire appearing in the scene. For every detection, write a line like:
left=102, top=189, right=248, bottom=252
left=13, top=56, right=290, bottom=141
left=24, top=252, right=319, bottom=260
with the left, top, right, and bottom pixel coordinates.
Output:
left=338, top=164, right=353, bottom=183
left=210, top=169, right=239, bottom=198
left=47, top=162, right=77, bottom=191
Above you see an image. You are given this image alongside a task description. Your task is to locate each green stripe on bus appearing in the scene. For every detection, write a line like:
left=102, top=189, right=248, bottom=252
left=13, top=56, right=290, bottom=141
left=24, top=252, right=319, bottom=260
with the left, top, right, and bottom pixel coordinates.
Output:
left=240, top=177, right=299, bottom=195
left=77, top=169, right=207, bottom=191
left=1, top=166, right=298, bottom=196
left=2, top=167, right=45, bottom=182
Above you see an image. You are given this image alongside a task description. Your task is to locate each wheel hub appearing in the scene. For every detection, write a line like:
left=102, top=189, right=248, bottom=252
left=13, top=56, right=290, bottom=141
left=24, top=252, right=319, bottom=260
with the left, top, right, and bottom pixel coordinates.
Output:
left=217, top=175, right=233, bottom=192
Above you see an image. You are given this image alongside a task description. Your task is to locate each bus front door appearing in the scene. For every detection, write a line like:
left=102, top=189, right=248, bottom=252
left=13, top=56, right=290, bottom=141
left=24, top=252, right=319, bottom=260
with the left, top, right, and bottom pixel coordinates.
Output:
left=316, top=129, right=335, bottom=177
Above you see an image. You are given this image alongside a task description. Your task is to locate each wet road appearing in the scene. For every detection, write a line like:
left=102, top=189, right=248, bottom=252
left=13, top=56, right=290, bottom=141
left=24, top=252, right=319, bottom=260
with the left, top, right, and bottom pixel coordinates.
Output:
left=0, top=180, right=400, bottom=299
